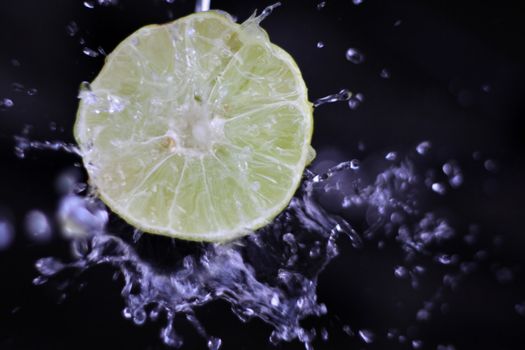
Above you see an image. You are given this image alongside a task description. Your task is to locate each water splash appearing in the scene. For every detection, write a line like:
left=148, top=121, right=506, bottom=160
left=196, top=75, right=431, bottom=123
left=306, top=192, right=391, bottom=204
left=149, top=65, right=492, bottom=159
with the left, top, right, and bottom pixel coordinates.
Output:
left=9, top=3, right=519, bottom=350
left=14, top=135, right=80, bottom=159
left=26, top=138, right=493, bottom=349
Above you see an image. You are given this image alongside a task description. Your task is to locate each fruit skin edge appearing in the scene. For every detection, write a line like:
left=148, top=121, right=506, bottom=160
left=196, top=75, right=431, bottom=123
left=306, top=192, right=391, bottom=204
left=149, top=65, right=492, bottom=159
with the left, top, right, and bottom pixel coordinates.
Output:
left=74, top=11, right=314, bottom=243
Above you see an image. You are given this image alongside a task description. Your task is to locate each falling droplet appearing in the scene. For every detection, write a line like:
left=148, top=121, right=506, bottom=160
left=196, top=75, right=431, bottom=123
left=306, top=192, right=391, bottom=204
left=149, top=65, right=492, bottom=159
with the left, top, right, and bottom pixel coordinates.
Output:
left=412, top=340, right=423, bottom=349
left=385, top=151, right=398, bottom=161
left=317, top=41, right=325, bottom=48
left=82, top=47, right=100, bottom=57
left=345, top=48, right=365, bottom=64
left=66, top=21, right=79, bottom=36
left=1, top=98, right=14, bottom=108
left=380, top=68, right=391, bottom=79
left=316, top=1, right=326, bottom=10
left=358, top=329, right=375, bottom=344
left=207, top=337, right=222, bottom=350
left=416, top=141, right=431, bottom=155
left=431, top=182, right=446, bottom=195
left=342, top=325, right=354, bottom=337
left=0, top=220, right=15, bottom=251
left=515, top=302, right=525, bottom=317
left=24, top=210, right=52, bottom=242
left=484, top=159, right=499, bottom=173
left=348, top=93, right=364, bottom=110
left=394, top=266, right=408, bottom=279
left=481, top=84, right=491, bottom=93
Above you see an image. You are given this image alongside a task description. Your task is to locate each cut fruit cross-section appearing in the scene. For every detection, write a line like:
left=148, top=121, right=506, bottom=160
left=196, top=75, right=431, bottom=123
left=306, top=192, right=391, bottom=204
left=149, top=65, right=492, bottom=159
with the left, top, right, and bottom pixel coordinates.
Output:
left=74, top=10, right=314, bottom=242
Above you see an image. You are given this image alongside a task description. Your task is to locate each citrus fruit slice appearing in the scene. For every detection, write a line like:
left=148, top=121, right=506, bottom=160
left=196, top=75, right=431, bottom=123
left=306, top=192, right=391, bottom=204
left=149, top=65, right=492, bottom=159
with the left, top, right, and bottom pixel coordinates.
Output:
left=74, top=10, right=314, bottom=242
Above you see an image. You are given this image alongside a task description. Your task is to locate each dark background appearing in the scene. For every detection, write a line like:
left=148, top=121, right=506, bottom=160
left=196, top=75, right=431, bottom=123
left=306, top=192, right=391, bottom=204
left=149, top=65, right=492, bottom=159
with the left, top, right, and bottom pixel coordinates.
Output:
left=1, top=0, right=525, bottom=349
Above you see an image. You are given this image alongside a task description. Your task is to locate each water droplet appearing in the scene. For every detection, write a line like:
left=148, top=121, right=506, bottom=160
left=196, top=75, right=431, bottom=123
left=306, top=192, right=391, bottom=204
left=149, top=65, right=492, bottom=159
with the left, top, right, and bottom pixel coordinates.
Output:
left=380, top=68, right=391, bottom=79
left=82, top=47, right=100, bottom=57
left=437, top=345, right=456, bottom=350
left=394, top=19, right=402, bottom=26
left=107, top=95, right=125, bottom=113
left=416, top=309, right=430, bottom=321
left=35, top=257, right=64, bottom=276
left=123, top=307, right=132, bottom=319
left=387, top=329, right=399, bottom=339
left=10, top=58, right=21, bottom=67
left=27, top=88, right=38, bottom=96
left=345, top=48, right=365, bottom=64
left=251, top=181, right=260, bottom=191
left=515, top=302, right=525, bottom=317
left=66, top=21, right=79, bottom=36
left=320, top=328, right=329, bottom=341
left=431, top=182, right=446, bottom=195
left=350, top=159, right=360, bottom=170
left=437, top=254, right=457, bottom=265
left=316, top=1, right=326, bottom=10
left=484, top=159, right=499, bottom=173
left=342, top=325, right=354, bottom=336
left=97, top=0, right=118, bottom=5
left=316, top=41, right=325, bottom=48
left=416, top=141, right=431, bottom=155
left=481, top=84, right=491, bottom=93
left=472, top=151, right=482, bottom=160
left=494, top=267, right=513, bottom=284
left=348, top=93, right=364, bottom=110
left=385, top=151, right=398, bottom=161
left=0, top=220, right=14, bottom=251
left=309, top=244, right=321, bottom=258
left=314, top=89, right=351, bottom=107
left=83, top=1, right=95, bottom=8
left=352, top=0, right=364, bottom=5
left=358, top=329, right=374, bottom=344
left=1, top=98, right=14, bottom=108
left=412, top=339, right=423, bottom=349
left=394, top=266, right=408, bottom=279
left=133, top=309, right=147, bottom=325
left=12, top=82, right=24, bottom=92
left=32, top=276, right=48, bottom=285
left=207, top=337, right=222, bottom=350
left=460, top=261, right=477, bottom=274
left=24, top=210, right=52, bottom=242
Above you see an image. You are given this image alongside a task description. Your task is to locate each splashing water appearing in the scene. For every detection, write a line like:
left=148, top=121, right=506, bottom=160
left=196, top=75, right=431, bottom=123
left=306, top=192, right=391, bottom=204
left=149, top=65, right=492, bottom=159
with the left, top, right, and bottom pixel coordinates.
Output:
left=6, top=2, right=522, bottom=350
left=22, top=127, right=498, bottom=349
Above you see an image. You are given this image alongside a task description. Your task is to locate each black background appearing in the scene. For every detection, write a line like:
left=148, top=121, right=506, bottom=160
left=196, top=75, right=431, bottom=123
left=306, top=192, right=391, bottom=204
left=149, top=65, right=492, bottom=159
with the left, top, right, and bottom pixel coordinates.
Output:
left=1, top=0, right=525, bottom=349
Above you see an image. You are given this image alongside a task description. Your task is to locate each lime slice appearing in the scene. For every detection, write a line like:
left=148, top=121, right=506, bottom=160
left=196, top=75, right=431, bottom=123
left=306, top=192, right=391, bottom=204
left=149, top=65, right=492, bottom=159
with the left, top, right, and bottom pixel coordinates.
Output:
left=74, top=11, right=314, bottom=242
